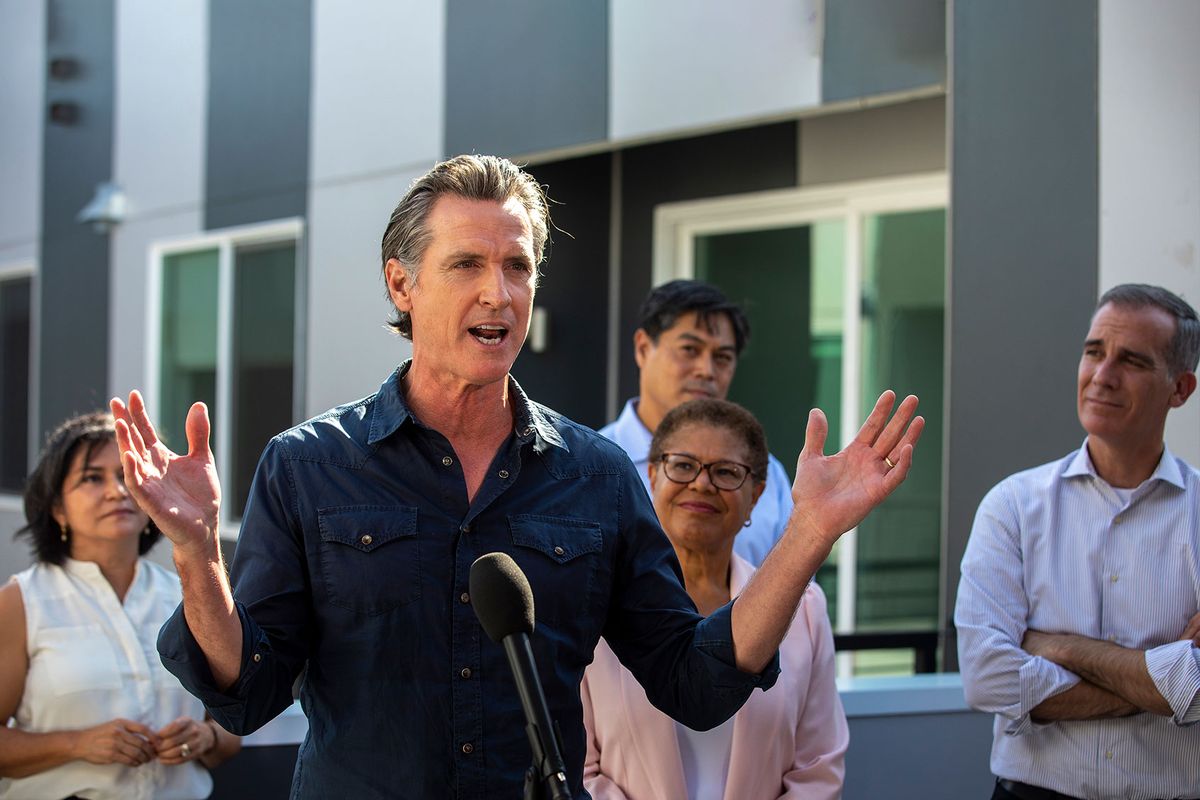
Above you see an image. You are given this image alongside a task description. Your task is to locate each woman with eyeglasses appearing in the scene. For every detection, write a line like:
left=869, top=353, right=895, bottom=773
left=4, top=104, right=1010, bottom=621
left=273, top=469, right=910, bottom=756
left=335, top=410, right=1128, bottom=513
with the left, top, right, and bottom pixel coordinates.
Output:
left=582, top=398, right=847, bottom=800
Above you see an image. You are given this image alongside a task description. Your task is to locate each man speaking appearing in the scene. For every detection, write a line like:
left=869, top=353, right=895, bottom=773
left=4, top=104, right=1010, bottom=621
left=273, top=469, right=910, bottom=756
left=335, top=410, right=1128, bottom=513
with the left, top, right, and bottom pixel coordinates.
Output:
left=111, top=155, right=922, bottom=798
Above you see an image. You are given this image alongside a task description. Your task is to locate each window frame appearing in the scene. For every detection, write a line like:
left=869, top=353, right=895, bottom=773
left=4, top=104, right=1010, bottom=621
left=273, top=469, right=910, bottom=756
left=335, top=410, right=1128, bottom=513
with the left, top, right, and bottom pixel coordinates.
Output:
left=147, top=219, right=305, bottom=538
left=0, top=260, right=36, bottom=509
left=652, top=173, right=948, bottom=644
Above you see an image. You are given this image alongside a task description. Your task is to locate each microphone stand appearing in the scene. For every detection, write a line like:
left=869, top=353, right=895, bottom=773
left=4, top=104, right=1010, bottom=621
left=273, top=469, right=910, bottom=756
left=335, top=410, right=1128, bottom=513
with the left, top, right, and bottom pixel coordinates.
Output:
left=504, top=634, right=570, bottom=800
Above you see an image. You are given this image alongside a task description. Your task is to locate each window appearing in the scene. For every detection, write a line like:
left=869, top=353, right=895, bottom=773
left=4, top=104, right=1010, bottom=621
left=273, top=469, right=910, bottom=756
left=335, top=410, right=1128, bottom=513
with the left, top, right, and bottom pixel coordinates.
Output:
left=0, top=266, right=32, bottom=494
left=655, top=175, right=947, bottom=675
left=150, top=221, right=304, bottom=528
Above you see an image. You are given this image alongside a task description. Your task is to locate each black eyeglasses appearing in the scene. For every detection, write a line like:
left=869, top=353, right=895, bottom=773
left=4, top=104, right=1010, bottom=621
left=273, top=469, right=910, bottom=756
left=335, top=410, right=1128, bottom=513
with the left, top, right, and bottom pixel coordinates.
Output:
left=658, top=453, right=755, bottom=491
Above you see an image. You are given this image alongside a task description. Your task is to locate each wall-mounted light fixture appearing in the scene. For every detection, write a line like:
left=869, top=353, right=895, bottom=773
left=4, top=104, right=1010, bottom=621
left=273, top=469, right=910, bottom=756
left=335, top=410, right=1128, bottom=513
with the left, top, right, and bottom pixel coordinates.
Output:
left=48, top=101, right=79, bottom=125
left=77, top=182, right=127, bottom=233
left=529, top=306, right=550, bottom=353
left=48, top=57, right=79, bottom=80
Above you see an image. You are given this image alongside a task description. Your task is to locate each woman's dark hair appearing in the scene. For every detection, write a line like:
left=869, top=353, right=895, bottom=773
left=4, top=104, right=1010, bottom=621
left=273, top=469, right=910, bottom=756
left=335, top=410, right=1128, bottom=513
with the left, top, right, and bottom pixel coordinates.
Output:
left=15, top=411, right=162, bottom=565
left=649, top=398, right=769, bottom=482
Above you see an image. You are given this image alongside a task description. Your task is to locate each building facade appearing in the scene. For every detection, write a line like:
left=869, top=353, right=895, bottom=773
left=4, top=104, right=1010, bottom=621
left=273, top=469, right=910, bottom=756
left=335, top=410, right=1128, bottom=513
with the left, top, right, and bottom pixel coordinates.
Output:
left=2, top=0, right=1198, bottom=679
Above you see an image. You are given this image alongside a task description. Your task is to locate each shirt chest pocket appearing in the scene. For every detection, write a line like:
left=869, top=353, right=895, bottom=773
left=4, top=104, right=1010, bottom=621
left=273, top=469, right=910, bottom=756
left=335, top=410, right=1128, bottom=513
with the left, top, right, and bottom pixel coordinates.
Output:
left=508, top=514, right=603, bottom=626
left=318, top=505, right=420, bottom=616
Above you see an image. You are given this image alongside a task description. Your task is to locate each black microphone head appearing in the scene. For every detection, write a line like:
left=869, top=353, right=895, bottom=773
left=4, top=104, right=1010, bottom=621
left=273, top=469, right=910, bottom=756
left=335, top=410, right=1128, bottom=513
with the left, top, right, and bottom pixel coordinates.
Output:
left=469, top=552, right=535, bottom=642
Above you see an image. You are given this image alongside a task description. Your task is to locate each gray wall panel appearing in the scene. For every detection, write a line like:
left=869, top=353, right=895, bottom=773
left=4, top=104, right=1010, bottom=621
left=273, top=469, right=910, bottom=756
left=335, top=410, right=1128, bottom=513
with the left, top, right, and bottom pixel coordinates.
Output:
left=943, top=0, right=1098, bottom=666
left=205, top=0, right=311, bottom=230
left=444, top=0, right=607, bottom=158
left=823, top=0, right=946, bottom=102
left=843, top=711, right=994, bottom=798
left=39, top=0, right=115, bottom=437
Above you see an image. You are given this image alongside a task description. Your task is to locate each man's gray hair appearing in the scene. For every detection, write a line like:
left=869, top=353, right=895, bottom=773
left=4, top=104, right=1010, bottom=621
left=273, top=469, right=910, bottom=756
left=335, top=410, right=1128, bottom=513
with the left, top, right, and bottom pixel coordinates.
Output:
left=1098, top=283, right=1200, bottom=376
left=380, top=154, right=550, bottom=339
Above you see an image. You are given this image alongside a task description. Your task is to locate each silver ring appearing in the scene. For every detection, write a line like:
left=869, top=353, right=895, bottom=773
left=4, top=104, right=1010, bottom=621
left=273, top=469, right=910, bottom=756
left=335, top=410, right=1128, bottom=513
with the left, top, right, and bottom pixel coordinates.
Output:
left=884, top=456, right=895, bottom=469
left=180, top=742, right=191, bottom=758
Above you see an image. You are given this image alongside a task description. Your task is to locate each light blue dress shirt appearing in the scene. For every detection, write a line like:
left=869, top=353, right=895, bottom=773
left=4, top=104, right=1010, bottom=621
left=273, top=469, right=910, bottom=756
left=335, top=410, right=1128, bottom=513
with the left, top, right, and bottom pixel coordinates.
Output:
left=598, top=398, right=795, bottom=567
left=956, top=442, right=1200, bottom=800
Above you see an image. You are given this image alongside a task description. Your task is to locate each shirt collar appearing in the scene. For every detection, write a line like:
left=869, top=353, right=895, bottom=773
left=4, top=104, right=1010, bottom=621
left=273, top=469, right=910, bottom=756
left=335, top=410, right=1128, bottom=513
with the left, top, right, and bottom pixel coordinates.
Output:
left=367, top=360, right=567, bottom=453
left=1064, top=438, right=1186, bottom=490
left=610, top=398, right=654, bottom=461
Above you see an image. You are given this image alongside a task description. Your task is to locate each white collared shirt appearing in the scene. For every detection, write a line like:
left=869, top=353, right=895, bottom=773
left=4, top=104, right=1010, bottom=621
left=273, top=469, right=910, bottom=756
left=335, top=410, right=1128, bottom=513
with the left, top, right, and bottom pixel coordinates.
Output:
left=598, top=398, right=795, bottom=566
left=956, top=442, right=1200, bottom=800
left=3, top=558, right=213, bottom=800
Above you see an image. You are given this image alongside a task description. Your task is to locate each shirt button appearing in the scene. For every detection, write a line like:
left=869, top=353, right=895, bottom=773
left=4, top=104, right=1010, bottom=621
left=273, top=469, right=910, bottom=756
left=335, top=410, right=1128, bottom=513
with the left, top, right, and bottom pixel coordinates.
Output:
left=1110, top=574, right=1118, bottom=583
left=460, top=592, right=470, bottom=604
left=442, top=456, right=454, bottom=467
left=1107, top=634, right=1117, bottom=642
left=498, top=469, right=510, bottom=479
left=553, top=546, right=565, bottom=557
left=1105, top=750, right=1113, bottom=759
left=253, top=653, right=262, bottom=663
left=461, top=742, right=474, bottom=755
left=460, top=524, right=471, bottom=534
left=460, top=667, right=472, bottom=679
left=361, top=534, right=373, bottom=546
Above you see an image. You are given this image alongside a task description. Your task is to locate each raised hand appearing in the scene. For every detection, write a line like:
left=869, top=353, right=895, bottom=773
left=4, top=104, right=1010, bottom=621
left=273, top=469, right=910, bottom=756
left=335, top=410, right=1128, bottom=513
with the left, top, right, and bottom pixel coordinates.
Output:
left=111, top=391, right=222, bottom=556
left=72, top=718, right=160, bottom=768
left=790, top=390, right=923, bottom=544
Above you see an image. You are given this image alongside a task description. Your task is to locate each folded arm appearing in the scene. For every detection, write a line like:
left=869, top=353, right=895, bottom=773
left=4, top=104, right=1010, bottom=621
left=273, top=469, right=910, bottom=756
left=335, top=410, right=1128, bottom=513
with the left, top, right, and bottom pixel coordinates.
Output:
left=955, top=484, right=1101, bottom=730
left=1024, top=625, right=1200, bottom=720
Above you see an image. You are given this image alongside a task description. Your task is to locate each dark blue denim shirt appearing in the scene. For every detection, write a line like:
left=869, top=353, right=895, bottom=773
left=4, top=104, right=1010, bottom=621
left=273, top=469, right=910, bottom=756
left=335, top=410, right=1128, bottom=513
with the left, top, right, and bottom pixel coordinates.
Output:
left=159, top=364, right=779, bottom=799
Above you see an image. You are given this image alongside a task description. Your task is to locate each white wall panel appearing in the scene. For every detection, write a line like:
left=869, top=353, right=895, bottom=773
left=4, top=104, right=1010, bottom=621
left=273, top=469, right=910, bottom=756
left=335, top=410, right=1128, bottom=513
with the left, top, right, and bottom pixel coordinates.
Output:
left=309, top=0, right=444, bottom=183
left=610, top=0, right=820, bottom=141
left=0, top=1, right=44, bottom=264
left=306, top=172, right=415, bottom=417
left=1099, top=0, right=1200, bottom=463
left=109, top=0, right=207, bottom=401
left=307, top=0, right=442, bottom=415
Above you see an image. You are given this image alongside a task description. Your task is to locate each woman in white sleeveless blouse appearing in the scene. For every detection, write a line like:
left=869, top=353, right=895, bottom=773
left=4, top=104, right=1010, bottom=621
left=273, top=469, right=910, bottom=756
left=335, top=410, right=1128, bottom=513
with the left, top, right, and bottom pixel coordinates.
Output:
left=0, top=412, right=240, bottom=800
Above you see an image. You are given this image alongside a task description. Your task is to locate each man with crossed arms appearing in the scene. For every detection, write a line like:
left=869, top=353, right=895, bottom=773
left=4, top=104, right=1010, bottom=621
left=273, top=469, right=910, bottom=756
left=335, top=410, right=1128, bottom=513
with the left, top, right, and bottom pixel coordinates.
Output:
left=957, top=284, right=1200, bottom=800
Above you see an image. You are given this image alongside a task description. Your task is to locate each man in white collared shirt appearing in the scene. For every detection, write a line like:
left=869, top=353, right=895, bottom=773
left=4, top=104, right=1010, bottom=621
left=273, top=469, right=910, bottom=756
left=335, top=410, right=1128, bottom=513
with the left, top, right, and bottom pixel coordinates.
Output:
left=599, top=280, right=794, bottom=566
left=957, top=283, right=1200, bottom=800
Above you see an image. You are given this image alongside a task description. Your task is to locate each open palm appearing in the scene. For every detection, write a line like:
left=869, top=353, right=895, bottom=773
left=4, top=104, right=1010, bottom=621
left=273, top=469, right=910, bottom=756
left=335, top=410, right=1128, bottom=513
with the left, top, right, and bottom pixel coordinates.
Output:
left=111, top=391, right=222, bottom=550
left=791, top=391, right=923, bottom=542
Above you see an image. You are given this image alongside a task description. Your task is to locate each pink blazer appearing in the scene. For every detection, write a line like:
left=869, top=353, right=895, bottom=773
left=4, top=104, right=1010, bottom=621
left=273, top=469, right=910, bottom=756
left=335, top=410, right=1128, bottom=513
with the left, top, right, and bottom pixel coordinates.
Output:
left=581, top=555, right=848, bottom=800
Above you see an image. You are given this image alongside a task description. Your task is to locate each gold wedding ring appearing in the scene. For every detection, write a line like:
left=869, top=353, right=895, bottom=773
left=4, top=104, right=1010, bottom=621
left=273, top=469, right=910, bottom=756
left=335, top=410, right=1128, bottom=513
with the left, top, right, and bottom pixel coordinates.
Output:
left=181, top=742, right=191, bottom=758
left=884, top=456, right=895, bottom=469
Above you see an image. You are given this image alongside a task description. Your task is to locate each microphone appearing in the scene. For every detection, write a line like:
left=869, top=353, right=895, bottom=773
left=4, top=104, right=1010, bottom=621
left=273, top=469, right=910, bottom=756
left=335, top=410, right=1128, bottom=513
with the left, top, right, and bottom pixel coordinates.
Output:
left=470, top=552, right=570, bottom=800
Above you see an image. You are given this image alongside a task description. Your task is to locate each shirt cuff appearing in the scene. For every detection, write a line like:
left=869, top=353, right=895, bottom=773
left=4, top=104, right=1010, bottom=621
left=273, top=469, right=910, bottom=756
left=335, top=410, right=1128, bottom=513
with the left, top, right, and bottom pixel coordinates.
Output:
left=1145, top=640, right=1200, bottom=725
left=1004, top=655, right=1080, bottom=736
left=156, top=600, right=272, bottom=731
left=692, top=600, right=781, bottom=691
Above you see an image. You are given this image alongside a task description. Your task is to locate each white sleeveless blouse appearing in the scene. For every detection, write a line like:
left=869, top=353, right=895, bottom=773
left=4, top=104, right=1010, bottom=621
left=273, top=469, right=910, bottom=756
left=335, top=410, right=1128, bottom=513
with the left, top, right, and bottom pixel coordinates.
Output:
left=1, top=558, right=213, bottom=800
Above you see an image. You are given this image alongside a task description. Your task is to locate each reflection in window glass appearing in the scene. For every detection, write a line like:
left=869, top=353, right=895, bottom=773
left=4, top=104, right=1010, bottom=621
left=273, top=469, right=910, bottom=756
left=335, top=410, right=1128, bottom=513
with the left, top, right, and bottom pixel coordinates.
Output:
left=694, top=221, right=845, bottom=617
left=231, top=242, right=296, bottom=517
left=0, top=276, right=31, bottom=492
left=160, top=250, right=219, bottom=454
left=158, top=238, right=298, bottom=522
left=853, top=208, right=945, bottom=676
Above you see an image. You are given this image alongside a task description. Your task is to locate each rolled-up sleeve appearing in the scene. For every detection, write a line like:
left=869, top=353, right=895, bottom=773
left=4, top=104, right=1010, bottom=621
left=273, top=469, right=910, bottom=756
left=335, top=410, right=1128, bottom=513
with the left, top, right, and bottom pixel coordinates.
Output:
left=158, top=438, right=313, bottom=735
left=955, top=481, right=1079, bottom=735
left=1145, top=640, right=1200, bottom=725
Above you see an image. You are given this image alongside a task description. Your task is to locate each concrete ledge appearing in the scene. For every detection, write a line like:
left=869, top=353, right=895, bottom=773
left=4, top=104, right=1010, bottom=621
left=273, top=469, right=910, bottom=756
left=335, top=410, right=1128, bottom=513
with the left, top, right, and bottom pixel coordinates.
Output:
left=837, top=672, right=970, bottom=717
